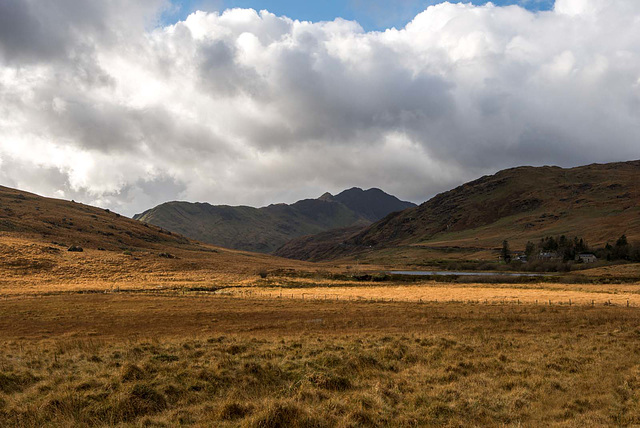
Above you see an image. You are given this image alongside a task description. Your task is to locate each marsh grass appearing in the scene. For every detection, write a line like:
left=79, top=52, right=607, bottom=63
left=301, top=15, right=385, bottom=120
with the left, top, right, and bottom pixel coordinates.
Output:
left=2, top=298, right=640, bottom=426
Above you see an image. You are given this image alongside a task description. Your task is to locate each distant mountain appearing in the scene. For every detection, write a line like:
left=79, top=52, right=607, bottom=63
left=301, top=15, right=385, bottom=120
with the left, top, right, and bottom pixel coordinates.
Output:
left=331, top=187, right=418, bottom=222
left=277, top=161, right=640, bottom=262
left=133, top=188, right=416, bottom=253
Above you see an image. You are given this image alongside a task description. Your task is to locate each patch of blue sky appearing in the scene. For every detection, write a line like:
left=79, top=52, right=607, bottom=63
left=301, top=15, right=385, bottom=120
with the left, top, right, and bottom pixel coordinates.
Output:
left=163, top=0, right=555, bottom=31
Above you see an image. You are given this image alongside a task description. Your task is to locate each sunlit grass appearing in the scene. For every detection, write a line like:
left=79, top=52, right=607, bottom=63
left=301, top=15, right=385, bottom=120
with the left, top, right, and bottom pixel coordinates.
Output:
left=2, top=297, right=640, bottom=426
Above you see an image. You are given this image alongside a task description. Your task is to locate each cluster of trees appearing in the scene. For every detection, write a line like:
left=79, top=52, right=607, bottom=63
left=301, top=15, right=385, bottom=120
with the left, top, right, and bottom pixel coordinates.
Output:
left=502, top=234, right=640, bottom=264
left=526, top=235, right=589, bottom=262
left=597, top=235, right=640, bottom=262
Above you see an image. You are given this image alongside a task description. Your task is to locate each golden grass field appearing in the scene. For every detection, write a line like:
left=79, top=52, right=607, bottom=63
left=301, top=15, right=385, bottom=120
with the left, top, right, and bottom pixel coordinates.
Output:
left=3, top=186, right=640, bottom=426
left=238, top=282, right=640, bottom=306
left=3, top=295, right=640, bottom=426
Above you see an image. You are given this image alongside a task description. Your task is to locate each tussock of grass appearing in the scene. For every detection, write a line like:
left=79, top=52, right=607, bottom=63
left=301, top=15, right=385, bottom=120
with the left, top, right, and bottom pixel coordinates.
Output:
left=0, top=371, right=39, bottom=394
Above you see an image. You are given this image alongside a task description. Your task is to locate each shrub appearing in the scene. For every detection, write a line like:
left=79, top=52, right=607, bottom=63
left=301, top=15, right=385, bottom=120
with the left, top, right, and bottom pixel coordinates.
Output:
left=67, top=245, right=83, bottom=252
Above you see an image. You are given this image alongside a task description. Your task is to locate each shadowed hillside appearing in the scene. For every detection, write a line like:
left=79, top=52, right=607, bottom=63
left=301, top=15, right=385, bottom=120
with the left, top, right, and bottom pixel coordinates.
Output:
left=134, top=188, right=415, bottom=253
left=277, top=161, right=640, bottom=262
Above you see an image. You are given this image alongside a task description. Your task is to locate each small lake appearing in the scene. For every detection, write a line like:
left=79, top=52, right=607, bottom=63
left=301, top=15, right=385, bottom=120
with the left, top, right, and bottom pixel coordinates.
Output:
left=389, top=271, right=547, bottom=277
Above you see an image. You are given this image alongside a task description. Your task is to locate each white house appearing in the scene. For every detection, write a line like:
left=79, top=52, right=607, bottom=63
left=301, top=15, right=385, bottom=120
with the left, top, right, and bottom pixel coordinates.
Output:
left=578, top=253, right=597, bottom=263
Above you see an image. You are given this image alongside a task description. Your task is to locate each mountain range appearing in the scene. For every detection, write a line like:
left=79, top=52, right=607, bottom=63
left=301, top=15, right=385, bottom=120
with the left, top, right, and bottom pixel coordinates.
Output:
left=3, top=160, right=638, bottom=269
left=276, top=161, right=640, bottom=262
left=133, top=187, right=416, bottom=253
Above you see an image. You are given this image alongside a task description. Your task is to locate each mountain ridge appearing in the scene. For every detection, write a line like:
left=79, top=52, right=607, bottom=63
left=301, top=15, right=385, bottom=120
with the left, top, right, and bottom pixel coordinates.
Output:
left=133, top=187, right=416, bottom=253
left=275, top=161, right=640, bottom=262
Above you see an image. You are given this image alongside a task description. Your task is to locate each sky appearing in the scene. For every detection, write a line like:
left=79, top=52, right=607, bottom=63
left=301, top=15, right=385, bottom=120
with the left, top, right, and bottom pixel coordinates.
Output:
left=0, top=0, right=639, bottom=216
left=164, top=1, right=555, bottom=31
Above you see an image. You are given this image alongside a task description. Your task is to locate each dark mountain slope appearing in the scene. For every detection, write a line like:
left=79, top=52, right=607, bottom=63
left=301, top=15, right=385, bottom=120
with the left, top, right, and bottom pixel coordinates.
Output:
left=274, top=226, right=365, bottom=261
left=133, top=199, right=364, bottom=253
left=278, top=161, right=640, bottom=261
left=134, top=188, right=415, bottom=253
left=331, top=187, right=417, bottom=222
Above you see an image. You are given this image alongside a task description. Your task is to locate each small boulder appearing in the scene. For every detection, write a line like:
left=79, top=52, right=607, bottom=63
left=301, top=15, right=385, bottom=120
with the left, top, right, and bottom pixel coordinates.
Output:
left=67, top=245, right=83, bottom=252
left=158, top=252, right=175, bottom=259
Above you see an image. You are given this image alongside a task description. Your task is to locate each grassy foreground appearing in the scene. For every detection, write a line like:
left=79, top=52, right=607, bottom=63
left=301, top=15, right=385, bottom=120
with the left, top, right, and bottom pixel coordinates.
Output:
left=2, top=295, right=640, bottom=426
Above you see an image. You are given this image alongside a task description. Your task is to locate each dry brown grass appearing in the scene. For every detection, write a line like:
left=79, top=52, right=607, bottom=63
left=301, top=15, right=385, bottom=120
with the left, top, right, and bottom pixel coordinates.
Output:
left=0, top=185, right=328, bottom=296
left=576, top=263, right=640, bottom=278
left=4, top=184, right=640, bottom=425
left=1, top=295, right=640, bottom=426
left=240, top=283, right=640, bottom=306
left=0, top=234, right=328, bottom=296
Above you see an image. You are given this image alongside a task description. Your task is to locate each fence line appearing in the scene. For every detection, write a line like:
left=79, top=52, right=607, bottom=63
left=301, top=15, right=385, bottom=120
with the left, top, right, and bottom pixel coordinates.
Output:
left=205, top=289, right=636, bottom=308
left=11, top=286, right=631, bottom=309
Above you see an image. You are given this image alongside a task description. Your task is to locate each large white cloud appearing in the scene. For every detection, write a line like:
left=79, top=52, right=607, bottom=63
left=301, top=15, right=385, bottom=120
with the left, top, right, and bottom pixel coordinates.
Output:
left=1, top=0, right=639, bottom=216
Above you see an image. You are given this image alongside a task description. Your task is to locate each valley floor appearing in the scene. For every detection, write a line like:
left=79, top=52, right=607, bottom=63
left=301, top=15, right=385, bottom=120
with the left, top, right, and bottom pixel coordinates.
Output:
left=2, top=293, right=640, bottom=426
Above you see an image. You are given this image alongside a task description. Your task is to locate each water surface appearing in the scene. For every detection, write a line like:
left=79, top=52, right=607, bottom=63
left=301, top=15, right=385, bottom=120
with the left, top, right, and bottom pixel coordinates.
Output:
left=389, top=271, right=546, bottom=277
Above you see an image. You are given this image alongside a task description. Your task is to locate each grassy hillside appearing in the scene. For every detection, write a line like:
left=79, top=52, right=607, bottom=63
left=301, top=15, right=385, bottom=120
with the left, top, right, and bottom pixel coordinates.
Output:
left=134, top=188, right=415, bottom=253
left=0, top=185, right=311, bottom=295
left=279, top=161, right=640, bottom=262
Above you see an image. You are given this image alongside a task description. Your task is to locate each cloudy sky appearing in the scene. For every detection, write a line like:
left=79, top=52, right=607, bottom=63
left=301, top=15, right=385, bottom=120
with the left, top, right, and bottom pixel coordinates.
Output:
left=0, top=0, right=638, bottom=216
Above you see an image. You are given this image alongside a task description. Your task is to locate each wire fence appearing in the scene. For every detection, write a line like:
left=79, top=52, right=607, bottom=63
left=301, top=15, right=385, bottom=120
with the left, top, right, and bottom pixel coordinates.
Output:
left=208, top=289, right=635, bottom=308
left=4, top=286, right=636, bottom=308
